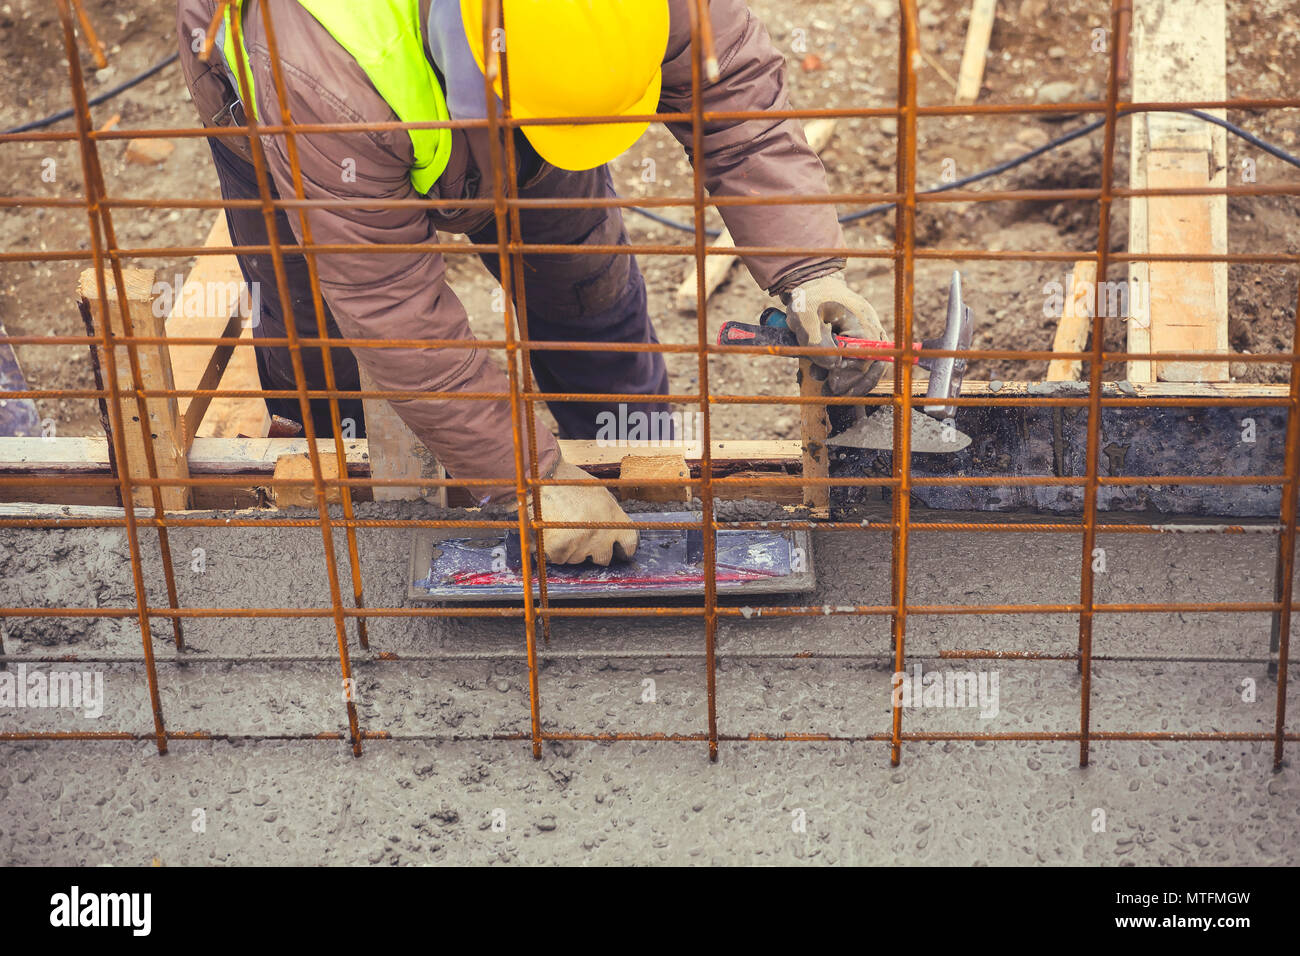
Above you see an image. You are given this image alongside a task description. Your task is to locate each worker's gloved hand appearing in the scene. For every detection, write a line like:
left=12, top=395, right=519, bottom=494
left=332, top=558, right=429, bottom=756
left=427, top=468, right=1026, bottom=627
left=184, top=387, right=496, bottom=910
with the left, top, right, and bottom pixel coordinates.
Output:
left=537, top=462, right=638, bottom=565
left=782, top=273, right=888, bottom=397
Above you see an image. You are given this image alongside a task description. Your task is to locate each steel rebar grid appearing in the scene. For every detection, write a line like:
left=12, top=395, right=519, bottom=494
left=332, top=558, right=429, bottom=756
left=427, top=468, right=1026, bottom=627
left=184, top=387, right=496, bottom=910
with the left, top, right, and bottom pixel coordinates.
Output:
left=0, top=0, right=1295, bottom=766
left=251, top=0, right=371, bottom=654
left=478, top=0, right=546, bottom=760
left=223, top=3, right=362, bottom=754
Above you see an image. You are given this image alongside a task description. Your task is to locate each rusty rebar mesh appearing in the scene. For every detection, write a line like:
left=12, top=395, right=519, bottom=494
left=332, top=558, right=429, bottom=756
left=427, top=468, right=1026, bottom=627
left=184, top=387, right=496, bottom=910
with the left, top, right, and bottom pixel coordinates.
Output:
left=0, top=0, right=1296, bottom=765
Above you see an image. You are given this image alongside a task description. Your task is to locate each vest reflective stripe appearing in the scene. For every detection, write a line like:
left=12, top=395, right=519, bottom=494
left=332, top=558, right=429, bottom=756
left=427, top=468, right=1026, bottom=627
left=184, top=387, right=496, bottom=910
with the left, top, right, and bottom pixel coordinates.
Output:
left=222, top=0, right=453, bottom=194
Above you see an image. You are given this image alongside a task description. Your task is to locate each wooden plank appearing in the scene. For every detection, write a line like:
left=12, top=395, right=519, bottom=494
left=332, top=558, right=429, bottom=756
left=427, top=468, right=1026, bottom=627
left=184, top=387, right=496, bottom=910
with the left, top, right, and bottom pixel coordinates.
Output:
left=674, top=119, right=838, bottom=312
left=955, top=0, right=998, bottom=105
left=78, top=267, right=191, bottom=510
left=1127, top=0, right=1228, bottom=383
left=1146, top=150, right=1229, bottom=380
left=0, top=436, right=800, bottom=475
left=357, top=364, right=446, bottom=506
left=271, top=452, right=341, bottom=508
left=558, top=438, right=802, bottom=469
left=800, top=360, right=830, bottom=513
left=1046, top=260, right=1098, bottom=381
left=165, top=214, right=267, bottom=441
left=3, top=378, right=1291, bottom=516
left=672, top=231, right=736, bottom=313
left=711, top=470, right=802, bottom=505
left=618, top=452, right=690, bottom=502
left=0, top=437, right=368, bottom=511
left=0, top=436, right=803, bottom=509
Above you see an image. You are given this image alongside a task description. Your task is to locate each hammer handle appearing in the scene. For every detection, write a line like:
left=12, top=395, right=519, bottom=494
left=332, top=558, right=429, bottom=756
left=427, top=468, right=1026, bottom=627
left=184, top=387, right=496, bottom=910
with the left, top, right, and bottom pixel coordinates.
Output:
left=716, top=320, right=921, bottom=362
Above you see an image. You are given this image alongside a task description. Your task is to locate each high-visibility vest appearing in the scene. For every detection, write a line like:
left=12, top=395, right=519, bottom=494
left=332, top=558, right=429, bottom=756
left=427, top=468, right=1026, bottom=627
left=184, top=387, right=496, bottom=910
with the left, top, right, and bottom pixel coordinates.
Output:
left=221, top=0, right=454, bottom=193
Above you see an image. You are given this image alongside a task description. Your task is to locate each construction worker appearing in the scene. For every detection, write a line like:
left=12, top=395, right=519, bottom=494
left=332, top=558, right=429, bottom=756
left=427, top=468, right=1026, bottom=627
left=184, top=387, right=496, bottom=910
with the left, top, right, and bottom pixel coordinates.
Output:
left=176, top=0, right=886, bottom=565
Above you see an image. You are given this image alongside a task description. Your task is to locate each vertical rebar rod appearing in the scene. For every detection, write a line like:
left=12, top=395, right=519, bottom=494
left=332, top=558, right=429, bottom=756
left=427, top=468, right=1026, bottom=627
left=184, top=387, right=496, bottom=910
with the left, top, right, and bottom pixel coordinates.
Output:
left=225, top=2, right=362, bottom=755
left=480, top=0, right=545, bottom=760
left=687, top=0, right=721, bottom=762
left=252, top=0, right=370, bottom=651
left=1269, top=275, right=1300, bottom=769
left=1076, top=0, right=1127, bottom=768
left=888, top=0, right=920, bottom=768
left=495, top=9, right=553, bottom=649
left=53, top=0, right=167, bottom=754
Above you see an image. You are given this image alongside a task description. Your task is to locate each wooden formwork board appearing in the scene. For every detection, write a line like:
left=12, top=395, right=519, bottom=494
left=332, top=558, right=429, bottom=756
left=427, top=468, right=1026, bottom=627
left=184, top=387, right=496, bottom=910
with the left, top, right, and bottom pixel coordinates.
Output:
left=1127, top=0, right=1230, bottom=383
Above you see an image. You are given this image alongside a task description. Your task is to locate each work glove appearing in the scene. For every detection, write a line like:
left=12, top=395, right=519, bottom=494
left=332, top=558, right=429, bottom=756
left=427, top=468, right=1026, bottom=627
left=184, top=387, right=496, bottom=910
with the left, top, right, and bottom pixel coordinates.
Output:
left=536, top=461, right=638, bottom=565
left=782, top=273, right=888, bottom=397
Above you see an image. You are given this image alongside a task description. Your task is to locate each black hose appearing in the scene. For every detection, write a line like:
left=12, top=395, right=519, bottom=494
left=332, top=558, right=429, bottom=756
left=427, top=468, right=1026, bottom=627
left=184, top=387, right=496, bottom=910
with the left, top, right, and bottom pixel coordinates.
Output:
left=1, top=51, right=180, bottom=136
left=5, top=54, right=1298, bottom=235
left=635, top=108, right=1300, bottom=237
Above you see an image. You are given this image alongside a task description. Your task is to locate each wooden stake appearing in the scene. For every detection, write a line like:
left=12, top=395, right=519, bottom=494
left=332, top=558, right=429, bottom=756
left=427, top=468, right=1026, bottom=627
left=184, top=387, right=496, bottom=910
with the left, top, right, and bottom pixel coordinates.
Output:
left=800, top=362, right=830, bottom=514
left=1127, top=0, right=1228, bottom=383
left=166, top=214, right=266, bottom=442
left=618, top=452, right=690, bottom=503
left=955, top=0, right=998, bottom=104
left=78, top=268, right=191, bottom=510
left=1046, top=260, right=1098, bottom=382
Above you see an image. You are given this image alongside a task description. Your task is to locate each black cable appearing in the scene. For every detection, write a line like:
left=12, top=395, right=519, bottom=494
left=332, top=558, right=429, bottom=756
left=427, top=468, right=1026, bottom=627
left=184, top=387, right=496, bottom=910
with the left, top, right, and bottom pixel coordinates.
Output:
left=634, top=108, right=1300, bottom=237
left=5, top=56, right=1298, bottom=230
left=1, top=51, right=180, bottom=136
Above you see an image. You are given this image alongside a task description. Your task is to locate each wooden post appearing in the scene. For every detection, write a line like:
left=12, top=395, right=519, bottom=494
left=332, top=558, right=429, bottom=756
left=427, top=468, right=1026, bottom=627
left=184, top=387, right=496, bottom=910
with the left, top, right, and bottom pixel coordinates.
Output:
left=1046, top=260, right=1098, bottom=381
left=1128, top=0, right=1229, bottom=383
left=800, top=361, right=830, bottom=514
left=166, top=214, right=267, bottom=442
left=358, top=365, right=447, bottom=506
left=78, top=268, right=191, bottom=510
left=618, top=452, right=690, bottom=503
left=955, top=0, right=998, bottom=104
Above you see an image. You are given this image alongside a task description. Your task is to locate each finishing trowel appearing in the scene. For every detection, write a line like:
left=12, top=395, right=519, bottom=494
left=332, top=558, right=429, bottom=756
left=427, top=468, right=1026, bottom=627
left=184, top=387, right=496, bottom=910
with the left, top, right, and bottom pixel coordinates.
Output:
left=717, top=270, right=974, bottom=452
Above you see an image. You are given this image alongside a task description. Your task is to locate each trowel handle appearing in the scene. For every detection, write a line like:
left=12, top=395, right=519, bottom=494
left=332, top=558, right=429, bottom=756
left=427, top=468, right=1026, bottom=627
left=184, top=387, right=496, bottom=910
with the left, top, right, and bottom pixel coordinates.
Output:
left=717, top=319, right=919, bottom=361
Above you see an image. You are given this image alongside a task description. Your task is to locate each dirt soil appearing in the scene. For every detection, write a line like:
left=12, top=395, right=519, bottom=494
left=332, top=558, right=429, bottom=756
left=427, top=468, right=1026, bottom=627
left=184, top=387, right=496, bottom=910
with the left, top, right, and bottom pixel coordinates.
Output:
left=2, top=0, right=1298, bottom=442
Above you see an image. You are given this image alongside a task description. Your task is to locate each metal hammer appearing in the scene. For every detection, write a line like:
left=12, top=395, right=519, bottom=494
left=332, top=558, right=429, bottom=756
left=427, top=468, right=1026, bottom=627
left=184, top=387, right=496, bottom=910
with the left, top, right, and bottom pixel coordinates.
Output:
left=717, top=270, right=974, bottom=420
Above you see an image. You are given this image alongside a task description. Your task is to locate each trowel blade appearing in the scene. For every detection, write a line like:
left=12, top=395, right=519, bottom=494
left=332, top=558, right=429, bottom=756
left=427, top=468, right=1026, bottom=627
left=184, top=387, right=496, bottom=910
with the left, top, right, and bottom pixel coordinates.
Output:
left=826, top=407, right=972, bottom=453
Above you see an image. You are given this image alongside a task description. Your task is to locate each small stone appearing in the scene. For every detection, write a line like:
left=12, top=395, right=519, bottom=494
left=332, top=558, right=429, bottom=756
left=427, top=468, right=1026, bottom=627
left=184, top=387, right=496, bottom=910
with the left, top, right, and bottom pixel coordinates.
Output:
left=495, top=679, right=510, bottom=693
left=125, top=138, right=175, bottom=165
left=536, top=815, right=557, bottom=832
left=1036, top=81, right=1077, bottom=104
left=801, top=54, right=824, bottom=72
left=988, top=380, right=1003, bottom=392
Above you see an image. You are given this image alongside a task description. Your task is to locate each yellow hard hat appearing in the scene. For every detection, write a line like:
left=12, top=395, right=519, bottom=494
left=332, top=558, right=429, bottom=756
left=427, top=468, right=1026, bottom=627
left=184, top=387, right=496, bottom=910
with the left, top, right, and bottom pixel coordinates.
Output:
left=460, top=0, right=669, bottom=171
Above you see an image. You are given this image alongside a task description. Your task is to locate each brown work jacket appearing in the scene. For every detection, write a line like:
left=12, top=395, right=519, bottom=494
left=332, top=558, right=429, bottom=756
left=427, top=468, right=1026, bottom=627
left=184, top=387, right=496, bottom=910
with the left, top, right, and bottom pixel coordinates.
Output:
left=177, top=0, right=846, bottom=500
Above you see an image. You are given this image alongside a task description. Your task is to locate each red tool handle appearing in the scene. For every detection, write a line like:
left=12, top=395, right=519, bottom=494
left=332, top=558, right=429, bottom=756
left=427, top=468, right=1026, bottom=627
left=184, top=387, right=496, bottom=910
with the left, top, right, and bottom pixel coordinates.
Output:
left=716, top=320, right=920, bottom=362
